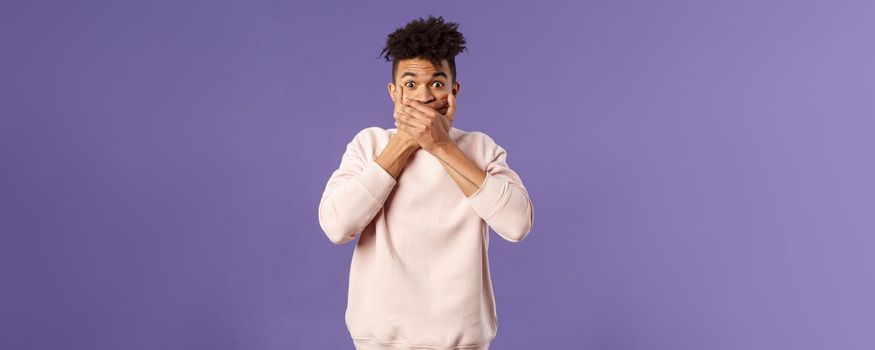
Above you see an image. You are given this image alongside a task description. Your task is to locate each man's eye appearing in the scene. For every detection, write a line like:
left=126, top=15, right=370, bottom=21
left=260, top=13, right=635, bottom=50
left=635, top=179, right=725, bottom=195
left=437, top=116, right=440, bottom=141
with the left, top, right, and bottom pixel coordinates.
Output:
left=432, top=81, right=444, bottom=87
left=405, top=82, right=414, bottom=88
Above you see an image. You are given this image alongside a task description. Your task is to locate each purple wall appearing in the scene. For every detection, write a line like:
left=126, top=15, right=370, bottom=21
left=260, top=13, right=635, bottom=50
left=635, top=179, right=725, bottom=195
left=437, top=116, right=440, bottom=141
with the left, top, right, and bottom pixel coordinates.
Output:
left=2, top=1, right=873, bottom=349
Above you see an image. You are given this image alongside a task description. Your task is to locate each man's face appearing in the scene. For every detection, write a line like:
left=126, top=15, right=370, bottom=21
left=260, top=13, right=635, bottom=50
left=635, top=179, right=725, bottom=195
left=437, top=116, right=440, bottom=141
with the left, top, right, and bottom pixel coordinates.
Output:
left=389, top=57, right=460, bottom=117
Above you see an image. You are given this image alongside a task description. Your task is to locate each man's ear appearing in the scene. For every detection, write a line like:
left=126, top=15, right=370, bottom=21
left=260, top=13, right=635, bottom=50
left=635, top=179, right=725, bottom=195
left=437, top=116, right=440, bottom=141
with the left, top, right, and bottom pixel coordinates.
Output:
left=453, top=81, right=461, bottom=96
left=387, top=82, right=397, bottom=103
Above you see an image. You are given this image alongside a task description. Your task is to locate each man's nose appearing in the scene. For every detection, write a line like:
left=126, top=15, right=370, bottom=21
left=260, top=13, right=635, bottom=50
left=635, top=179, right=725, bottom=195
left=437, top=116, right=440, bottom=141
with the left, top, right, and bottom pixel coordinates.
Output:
left=413, top=89, right=435, bottom=103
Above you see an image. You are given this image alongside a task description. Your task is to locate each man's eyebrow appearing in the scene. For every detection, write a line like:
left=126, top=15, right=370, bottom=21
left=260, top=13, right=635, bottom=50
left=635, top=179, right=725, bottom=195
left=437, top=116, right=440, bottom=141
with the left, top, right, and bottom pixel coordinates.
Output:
left=400, top=71, right=448, bottom=79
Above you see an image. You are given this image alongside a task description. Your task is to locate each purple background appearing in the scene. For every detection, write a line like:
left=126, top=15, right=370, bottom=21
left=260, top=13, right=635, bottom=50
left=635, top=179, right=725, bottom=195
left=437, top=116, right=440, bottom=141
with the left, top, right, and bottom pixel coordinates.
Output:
left=2, top=1, right=873, bottom=349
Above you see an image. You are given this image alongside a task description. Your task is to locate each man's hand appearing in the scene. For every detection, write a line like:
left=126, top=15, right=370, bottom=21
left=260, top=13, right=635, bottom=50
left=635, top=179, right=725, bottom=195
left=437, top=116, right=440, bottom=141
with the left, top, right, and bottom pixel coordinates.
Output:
left=394, top=91, right=456, bottom=153
left=374, top=85, right=421, bottom=180
left=392, top=85, right=420, bottom=151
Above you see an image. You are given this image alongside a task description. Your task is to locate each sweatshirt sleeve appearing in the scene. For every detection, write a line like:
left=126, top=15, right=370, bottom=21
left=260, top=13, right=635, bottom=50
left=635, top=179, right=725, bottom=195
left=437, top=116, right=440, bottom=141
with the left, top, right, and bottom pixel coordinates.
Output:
left=318, top=129, right=397, bottom=245
left=463, top=138, right=534, bottom=243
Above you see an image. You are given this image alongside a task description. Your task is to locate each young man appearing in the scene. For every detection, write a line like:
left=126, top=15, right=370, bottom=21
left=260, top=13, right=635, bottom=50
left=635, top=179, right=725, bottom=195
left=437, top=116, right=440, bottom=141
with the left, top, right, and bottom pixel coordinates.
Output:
left=317, top=15, right=534, bottom=350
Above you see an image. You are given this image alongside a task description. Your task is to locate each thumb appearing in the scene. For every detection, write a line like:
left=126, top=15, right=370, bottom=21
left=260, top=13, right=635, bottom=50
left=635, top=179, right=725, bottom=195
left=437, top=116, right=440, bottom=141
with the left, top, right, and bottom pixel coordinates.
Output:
left=440, top=114, right=451, bottom=131
left=445, top=92, right=456, bottom=120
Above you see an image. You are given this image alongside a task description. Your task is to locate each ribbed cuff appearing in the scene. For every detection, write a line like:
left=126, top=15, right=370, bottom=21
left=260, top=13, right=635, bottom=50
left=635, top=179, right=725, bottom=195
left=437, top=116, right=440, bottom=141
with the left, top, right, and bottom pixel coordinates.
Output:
left=355, top=160, right=397, bottom=204
left=464, top=173, right=508, bottom=220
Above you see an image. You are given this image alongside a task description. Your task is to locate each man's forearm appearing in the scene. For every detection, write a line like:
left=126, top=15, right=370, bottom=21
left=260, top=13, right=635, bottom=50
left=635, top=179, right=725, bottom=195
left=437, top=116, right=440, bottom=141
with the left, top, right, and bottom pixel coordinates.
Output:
left=431, top=142, right=487, bottom=197
left=376, top=135, right=419, bottom=179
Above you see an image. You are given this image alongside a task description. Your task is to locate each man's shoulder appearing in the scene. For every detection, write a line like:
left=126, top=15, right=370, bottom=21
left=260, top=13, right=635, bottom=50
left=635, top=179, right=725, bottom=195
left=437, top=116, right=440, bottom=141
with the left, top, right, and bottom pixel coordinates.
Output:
left=353, top=126, right=390, bottom=140
left=348, top=126, right=392, bottom=147
left=453, top=127, right=499, bottom=150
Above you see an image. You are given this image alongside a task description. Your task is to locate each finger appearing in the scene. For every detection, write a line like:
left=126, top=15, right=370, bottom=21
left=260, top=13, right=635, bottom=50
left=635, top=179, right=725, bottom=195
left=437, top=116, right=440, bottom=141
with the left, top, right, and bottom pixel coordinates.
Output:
left=405, top=99, right=438, bottom=117
left=401, top=85, right=410, bottom=106
left=397, top=110, right=426, bottom=127
left=400, top=84, right=405, bottom=103
left=394, top=84, right=404, bottom=119
left=396, top=118, right=420, bottom=130
left=446, top=91, right=456, bottom=120
left=400, top=105, right=430, bottom=123
left=395, top=106, right=412, bottom=121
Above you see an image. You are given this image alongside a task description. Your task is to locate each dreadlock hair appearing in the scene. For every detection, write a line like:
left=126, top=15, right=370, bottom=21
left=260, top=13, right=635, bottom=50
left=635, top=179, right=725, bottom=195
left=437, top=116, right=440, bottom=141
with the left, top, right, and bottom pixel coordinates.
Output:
left=378, top=15, right=467, bottom=85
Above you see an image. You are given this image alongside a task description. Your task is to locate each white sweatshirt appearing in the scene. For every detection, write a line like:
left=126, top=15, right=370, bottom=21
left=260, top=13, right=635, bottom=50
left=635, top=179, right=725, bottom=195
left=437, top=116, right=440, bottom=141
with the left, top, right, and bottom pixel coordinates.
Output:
left=318, top=126, right=534, bottom=350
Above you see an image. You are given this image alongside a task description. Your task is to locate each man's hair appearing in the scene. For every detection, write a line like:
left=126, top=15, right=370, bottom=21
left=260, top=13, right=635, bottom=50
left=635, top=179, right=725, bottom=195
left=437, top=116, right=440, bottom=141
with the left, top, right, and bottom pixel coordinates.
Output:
left=378, top=15, right=467, bottom=85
